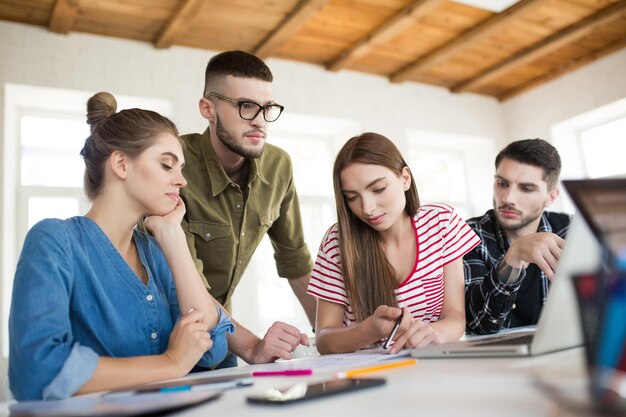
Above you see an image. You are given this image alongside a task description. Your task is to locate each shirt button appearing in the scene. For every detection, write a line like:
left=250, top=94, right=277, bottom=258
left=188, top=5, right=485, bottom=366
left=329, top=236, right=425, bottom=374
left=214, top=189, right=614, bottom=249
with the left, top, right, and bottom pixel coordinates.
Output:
left=241, top=232, right=245, bottom=237
left=491, top=319, right=498, bottom=324
left=146, top=294, right=153, bottom=301
left=151, top=332, right=158, bottom=339
left=512, top=303, right=516, bottom=310
left=503, top=291, right=510, bottom=296
left=205, top=232, right=211, bottom=239
left=238, top=260, right=242, bottom=265
left=236, top=204, right=241, bottom=209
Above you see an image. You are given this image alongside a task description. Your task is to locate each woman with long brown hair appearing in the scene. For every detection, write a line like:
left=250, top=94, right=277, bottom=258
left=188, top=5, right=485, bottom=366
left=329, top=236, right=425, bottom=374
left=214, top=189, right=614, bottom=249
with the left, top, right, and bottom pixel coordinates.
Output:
left=308, top=133, right=480, bottom=354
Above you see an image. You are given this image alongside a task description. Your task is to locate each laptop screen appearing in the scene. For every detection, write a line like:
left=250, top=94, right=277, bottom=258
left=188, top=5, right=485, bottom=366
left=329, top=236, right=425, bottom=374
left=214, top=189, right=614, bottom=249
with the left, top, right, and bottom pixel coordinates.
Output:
left=562, top=178, right=626, bottom=262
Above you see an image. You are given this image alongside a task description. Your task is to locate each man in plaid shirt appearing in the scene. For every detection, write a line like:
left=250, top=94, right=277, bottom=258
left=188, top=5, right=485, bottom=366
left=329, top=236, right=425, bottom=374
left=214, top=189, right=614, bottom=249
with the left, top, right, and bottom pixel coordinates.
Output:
left=464, top=139, right=571, bottom=334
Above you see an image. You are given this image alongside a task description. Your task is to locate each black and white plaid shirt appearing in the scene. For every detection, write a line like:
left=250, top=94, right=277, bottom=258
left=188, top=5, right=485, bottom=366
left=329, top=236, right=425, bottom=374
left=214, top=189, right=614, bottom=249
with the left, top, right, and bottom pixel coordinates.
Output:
left=463, top=209, right=571, bottom=334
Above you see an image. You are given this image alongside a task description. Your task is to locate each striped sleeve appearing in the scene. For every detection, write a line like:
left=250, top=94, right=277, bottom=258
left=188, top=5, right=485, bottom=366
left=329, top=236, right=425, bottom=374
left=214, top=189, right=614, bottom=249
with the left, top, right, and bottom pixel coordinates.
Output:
left=431, top=203, right=481, bottom=265
left=307, top=224, right=349, bottom=307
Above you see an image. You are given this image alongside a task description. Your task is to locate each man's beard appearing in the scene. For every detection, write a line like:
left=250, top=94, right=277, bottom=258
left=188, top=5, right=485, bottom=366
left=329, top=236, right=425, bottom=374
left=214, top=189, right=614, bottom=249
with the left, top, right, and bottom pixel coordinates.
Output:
left=215, top=114, right=264, bottom=159
left=494, top=201, right=543, bottom=232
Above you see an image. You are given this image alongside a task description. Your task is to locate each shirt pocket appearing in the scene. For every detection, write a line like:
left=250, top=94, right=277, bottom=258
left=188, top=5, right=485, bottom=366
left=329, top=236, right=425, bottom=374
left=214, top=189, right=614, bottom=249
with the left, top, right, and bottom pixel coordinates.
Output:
left=187, top=221, right=235, bottom=298
left=259, top=207, right=280, bottom=231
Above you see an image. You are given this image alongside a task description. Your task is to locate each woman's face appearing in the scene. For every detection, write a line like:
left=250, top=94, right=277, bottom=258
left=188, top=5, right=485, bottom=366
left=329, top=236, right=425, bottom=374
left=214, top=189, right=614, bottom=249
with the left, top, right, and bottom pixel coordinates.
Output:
left=125, top=132, right=187, bottom=216
left=340, top=162, right=411, bottom=232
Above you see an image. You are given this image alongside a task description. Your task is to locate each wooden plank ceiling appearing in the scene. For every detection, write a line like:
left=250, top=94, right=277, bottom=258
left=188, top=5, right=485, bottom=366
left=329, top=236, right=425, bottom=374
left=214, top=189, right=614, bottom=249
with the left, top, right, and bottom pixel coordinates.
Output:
left=1, top=0, right=624, bottom=100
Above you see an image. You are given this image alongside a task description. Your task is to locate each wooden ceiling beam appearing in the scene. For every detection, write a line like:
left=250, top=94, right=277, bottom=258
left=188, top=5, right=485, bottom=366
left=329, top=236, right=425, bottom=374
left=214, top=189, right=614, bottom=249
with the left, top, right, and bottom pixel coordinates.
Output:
left=49, top=0, right=79, bottom=34
left=390, top=0, right=547, bottom=83
left=453, top=3, right=626, bottom=93
left=498, top=37, right=626, bottom=101
left=326, top=0, right=446, bottom=72
left=154, top=0, right=203, bottom=49
left=252, top=0, right=330, bottom=59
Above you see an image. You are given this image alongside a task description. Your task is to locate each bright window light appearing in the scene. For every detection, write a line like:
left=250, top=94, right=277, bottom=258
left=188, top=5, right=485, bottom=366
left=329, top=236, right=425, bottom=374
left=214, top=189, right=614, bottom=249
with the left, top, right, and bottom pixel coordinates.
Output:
left=20, top=115, right=88, bottom=187
left=28, top=197, right=79, bottom=228
left=580, top=117, right=626, bottom=178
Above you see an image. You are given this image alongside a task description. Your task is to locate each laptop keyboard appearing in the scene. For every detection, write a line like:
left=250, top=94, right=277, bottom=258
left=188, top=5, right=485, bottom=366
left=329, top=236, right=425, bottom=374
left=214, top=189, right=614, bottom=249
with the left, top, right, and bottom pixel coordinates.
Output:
left=470, top=334, right=534, bottom=347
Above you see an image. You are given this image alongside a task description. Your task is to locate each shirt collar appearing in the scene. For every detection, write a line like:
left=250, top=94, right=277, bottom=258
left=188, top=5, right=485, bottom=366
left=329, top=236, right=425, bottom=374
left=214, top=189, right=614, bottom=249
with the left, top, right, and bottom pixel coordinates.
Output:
left=200, top=128, right=270, bottom=196
left=537, top=212, right=553, bottom=233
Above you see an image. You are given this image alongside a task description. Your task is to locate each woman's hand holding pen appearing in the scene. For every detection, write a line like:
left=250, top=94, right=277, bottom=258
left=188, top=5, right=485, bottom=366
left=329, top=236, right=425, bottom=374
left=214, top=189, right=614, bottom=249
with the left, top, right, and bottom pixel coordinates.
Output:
left=164, top=308, right=212, bottom=376
left=369, top=307, right=442, bottom=353
left=388, top=312, right=442, bottom=354
left=365, top=305, right=404, bottom=342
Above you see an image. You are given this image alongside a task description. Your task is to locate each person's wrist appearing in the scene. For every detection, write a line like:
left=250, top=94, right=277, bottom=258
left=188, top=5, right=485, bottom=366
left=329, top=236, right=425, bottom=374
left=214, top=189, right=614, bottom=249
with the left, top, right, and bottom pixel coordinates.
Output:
left=161, top=351, right=187, bottom=378
left=497, top=260, right=524, bottom=284
left=362, top=315, right=383, bottom=341
left=153, top=227, right=187, bottom=250
left=502, top=249, right=524, bottom=268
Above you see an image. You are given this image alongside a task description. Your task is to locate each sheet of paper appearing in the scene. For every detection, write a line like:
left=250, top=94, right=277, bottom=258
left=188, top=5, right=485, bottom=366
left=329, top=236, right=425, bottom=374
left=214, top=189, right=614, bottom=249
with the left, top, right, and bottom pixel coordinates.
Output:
left=235, top=347, right=412, bottom=374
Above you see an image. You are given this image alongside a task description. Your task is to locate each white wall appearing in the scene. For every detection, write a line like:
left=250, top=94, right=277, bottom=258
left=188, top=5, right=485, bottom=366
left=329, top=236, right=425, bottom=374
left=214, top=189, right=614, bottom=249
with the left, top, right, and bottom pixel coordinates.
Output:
left=0, top=19, right=504, bottom=216
left=503, top=48, right=626, bottom=212
left=0, top=20, right=506, bottom=141
left=503, top=48, right=626, bottom=142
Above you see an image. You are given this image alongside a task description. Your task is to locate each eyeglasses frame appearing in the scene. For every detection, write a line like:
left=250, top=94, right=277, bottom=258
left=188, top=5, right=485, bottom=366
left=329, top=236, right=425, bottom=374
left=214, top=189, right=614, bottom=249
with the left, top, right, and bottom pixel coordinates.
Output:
left=203, top=92, right=285, bottom=122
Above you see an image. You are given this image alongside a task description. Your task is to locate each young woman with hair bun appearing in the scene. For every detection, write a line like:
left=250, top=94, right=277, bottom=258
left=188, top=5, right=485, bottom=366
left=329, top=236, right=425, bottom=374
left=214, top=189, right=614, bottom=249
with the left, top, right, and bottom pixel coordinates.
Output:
left=9, top=92, right=233, bottom=401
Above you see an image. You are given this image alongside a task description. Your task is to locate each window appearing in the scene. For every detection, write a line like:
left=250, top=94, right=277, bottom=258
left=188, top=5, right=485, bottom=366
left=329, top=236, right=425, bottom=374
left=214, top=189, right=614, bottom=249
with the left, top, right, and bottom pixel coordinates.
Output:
left=579, top=117, right=626, bottom=179
left=552, top=97, right=626, bottom=213
left=18, top=113, right=92, bottom=241
left=406, top=131, right=497, bottom=220
left=1, top=84, right=173, bottom=357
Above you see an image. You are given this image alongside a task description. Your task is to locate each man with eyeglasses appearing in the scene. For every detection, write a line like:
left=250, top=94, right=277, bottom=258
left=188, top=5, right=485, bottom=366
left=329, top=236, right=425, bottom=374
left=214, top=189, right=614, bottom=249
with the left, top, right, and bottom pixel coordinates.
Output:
left=180, top=50, right=316, bottom=367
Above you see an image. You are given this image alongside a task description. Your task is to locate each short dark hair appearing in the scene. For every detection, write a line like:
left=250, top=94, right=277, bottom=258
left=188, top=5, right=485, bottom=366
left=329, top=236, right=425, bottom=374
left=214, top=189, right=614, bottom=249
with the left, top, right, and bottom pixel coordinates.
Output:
left=495, top=138, right=561, bottom=190
left=203, top=50, right=273, bottom=96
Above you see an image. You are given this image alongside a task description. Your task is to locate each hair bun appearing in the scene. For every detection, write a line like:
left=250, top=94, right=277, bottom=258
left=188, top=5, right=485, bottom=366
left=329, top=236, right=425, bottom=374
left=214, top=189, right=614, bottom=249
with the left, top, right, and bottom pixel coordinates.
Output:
left=86, top=92, right=117, bottom=131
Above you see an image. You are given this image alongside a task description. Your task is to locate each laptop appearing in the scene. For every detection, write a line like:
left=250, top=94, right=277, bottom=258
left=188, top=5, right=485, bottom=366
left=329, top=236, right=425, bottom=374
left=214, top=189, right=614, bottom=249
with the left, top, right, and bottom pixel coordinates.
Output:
left=561, top=178, right=626, bottom=260
left=412, top=181, right=608, bottom=358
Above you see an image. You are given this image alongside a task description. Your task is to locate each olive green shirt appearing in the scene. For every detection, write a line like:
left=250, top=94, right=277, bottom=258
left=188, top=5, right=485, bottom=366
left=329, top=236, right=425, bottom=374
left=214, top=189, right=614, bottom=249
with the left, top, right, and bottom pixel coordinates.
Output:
left=180, top=129, right=313, bottom=310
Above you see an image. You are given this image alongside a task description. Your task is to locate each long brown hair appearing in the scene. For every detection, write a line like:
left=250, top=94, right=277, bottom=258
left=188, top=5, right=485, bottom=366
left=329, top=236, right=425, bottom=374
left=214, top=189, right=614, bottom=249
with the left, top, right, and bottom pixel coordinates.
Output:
left=333, top=132, right=420, bottom=322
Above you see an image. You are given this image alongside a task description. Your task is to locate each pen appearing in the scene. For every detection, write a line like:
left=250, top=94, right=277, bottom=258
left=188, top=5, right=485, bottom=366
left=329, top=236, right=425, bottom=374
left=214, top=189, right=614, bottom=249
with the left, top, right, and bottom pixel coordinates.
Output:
left=251, top=369, right=313, bottom=377
left=383, top=311, right=403, bottom=349
left=336, top=358, right=417, bottom=379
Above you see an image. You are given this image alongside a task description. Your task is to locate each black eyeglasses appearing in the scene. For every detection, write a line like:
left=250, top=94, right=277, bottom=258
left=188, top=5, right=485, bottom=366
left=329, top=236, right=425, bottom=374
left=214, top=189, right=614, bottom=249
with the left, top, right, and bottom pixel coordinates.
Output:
left=204, top=92, right=285, bottom=122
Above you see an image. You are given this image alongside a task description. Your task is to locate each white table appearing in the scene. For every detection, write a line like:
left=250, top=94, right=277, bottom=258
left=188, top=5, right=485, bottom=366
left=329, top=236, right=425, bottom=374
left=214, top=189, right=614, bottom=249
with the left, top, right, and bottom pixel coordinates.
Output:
left=171, top=348, right=601, bottom=417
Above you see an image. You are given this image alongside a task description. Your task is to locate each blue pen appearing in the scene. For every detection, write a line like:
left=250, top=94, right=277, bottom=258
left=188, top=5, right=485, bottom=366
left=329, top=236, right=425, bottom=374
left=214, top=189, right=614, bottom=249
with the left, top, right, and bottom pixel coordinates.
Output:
left=160, top=385, right=192, bottom=393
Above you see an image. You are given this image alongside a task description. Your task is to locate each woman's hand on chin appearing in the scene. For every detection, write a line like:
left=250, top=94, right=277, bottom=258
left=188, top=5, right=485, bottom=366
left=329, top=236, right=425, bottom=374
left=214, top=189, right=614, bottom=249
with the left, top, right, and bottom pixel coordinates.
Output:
left=143, top=197, right=186, bottom=238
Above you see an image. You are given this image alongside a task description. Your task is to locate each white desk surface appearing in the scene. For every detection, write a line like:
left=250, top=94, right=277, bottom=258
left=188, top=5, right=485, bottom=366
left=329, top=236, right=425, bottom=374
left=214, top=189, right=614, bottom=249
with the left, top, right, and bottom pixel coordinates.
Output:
left=170, top=348, right=599, bottom=417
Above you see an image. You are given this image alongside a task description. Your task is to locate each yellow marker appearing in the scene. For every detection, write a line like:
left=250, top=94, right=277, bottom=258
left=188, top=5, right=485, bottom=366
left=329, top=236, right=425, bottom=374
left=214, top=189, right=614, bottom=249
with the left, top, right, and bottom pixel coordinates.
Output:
left=336, top=358, right=417, bottom=379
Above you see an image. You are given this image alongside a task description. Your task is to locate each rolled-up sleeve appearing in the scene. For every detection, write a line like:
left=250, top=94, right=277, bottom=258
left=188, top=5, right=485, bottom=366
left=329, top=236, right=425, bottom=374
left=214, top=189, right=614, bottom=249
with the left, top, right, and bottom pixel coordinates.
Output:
left=267, top=169, right=313, bottom=279
left=42, top=344, right=99, bottom=400
left=197, top=308, right=235, bottom=368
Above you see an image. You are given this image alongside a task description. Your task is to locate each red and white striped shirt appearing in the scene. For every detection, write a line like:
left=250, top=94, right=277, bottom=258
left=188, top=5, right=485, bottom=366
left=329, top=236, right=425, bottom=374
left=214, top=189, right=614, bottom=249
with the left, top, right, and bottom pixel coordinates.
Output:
left=307, top=203, right=480, bottom=326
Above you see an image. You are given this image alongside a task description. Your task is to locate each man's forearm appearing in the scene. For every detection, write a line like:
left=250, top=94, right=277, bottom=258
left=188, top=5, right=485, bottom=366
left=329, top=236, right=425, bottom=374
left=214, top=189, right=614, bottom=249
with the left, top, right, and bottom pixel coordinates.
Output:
left=211, top=301, right=260, bottom=364
left=466, top=265, right=518, bottom=334
left=288, top=274, right=316, bottom=327
left=226, top=321, right=261, bottom=364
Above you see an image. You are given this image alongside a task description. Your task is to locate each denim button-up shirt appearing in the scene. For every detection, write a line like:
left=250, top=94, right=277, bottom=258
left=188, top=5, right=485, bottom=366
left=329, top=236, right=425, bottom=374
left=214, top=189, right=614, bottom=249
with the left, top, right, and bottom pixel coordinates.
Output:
left=9, top=217, right=234, bottom=401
